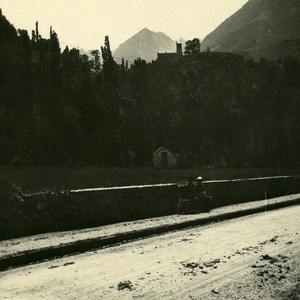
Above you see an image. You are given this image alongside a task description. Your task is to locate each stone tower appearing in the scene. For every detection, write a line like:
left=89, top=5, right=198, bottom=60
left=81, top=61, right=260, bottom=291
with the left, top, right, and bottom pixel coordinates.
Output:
left=176, top=42, right=183, bottom=56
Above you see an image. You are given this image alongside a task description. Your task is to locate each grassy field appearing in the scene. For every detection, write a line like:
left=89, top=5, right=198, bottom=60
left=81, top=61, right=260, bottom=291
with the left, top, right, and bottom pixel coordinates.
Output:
left=0, top=166, right=300, bottom=194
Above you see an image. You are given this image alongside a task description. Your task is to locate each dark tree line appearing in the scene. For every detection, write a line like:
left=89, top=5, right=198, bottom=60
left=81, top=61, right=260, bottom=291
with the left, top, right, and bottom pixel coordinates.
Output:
left=0, top=12, right=300, bottom=167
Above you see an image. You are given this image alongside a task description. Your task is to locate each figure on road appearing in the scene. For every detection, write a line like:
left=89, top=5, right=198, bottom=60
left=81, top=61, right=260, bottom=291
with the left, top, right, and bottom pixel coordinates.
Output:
left=177, top=176, right=211, bottom=214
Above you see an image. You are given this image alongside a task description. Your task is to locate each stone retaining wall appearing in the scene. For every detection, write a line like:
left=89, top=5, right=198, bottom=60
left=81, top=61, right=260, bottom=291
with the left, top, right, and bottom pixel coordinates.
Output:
left=204, top=176, right=300, bottom=208
left=0, top=184, right=179, bottom=239
left=0, top=176, right=299, bottom=239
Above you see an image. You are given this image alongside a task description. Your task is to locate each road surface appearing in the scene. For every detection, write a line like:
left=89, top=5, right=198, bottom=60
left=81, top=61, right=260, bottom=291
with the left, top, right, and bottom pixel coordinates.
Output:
left=0, top=205, right=299, bottom=299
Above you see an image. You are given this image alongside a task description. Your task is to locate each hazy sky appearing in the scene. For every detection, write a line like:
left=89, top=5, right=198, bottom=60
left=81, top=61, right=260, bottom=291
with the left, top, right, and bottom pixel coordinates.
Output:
left=1, top=0, right=248, bottom=50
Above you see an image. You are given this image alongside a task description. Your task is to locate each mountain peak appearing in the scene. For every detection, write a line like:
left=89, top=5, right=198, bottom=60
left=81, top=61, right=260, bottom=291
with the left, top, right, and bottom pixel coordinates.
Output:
left=113, top=28, right=176, bottom=63
left=140, top=27, right=151, bottom=32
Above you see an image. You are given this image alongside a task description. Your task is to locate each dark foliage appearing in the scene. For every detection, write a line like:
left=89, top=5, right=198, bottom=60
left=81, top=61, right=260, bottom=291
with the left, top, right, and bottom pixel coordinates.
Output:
left=0, top=13, right=300, bottom=167
left=184, top=38, right=201, bottom=55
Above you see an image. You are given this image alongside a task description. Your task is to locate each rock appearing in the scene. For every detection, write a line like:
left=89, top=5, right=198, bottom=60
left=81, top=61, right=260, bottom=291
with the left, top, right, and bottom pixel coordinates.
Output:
left=184, top=262, right=200, bottom=269
left=117, top=281, right=133, bottom=291
left=261, top=255, right=278, bottom=264
left=48, top=265, right=59, bottom=269
left=63, top=262, right=75, bottom=266
left=269, top=236, right=278, bottom=243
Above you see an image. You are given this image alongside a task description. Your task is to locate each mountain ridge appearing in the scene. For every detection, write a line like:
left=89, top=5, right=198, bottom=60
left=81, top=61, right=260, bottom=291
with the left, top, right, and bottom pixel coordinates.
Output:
left=202, top=0, right=300, bottom=60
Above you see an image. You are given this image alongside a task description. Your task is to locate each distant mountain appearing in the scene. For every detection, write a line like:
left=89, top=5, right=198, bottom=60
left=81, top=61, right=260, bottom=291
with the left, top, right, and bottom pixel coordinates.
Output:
left=79, top=48, right=94, bottom=60
left=202, top=0, right=300, bottom=60
left=113, top=28, right=177, bottom=63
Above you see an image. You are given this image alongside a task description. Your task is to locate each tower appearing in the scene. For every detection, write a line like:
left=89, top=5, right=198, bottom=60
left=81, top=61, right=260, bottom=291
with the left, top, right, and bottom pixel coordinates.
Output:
left=176, top=42, right=183, bottom=56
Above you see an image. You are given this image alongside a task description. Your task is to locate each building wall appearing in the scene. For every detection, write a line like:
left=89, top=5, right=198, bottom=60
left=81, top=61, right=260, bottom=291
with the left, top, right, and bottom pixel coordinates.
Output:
left=153, top=150, right=177, bottom=168
left=157, top=42, right=182, bottom=60
left=157, top=52, right=178, bottom=59
left=168, top=155, right=177, bottom=168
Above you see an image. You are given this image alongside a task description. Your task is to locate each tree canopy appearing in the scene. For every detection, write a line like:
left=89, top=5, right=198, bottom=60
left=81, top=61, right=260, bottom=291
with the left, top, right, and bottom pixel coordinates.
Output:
left=0, top=13, right=300, bottom=168
left=184, top=38, right=201, bottom=55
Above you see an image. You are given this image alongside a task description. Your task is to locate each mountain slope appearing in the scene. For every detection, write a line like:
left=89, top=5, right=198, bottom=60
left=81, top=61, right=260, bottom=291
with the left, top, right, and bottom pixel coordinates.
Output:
left=202, top=0, right=300, bottom=60
left=113, top=28, right=176, bottom=63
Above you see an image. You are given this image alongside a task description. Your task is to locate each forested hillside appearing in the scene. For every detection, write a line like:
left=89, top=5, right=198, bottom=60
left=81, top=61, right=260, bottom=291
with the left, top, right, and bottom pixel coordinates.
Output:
left=0, top=11, right=300, bottom=167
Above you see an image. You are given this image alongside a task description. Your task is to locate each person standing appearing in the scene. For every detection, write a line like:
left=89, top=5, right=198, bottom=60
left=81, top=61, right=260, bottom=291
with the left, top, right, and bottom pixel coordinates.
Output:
left=195, top=176, right=210, bottom=212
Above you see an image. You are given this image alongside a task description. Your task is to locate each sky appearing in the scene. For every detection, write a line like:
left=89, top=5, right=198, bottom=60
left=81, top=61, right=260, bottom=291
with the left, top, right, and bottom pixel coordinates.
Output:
left=1, top=0, right=248, bottom=51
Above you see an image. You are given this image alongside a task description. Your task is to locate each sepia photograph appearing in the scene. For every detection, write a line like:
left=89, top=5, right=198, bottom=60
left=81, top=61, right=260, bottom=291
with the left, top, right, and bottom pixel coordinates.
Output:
left=0, top=0, right=299, bottom=299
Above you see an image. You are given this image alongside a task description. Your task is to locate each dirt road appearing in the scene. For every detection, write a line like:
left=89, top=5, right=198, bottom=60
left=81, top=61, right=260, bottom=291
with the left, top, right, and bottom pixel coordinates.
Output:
left=1, top=206, right=299, bottom=299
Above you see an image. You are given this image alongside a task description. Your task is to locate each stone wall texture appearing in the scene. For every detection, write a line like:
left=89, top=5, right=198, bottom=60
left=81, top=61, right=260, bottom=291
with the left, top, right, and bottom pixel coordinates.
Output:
left=204, top=176, right=300, bottom=208
left=0, top=176, right=299, bottom=239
